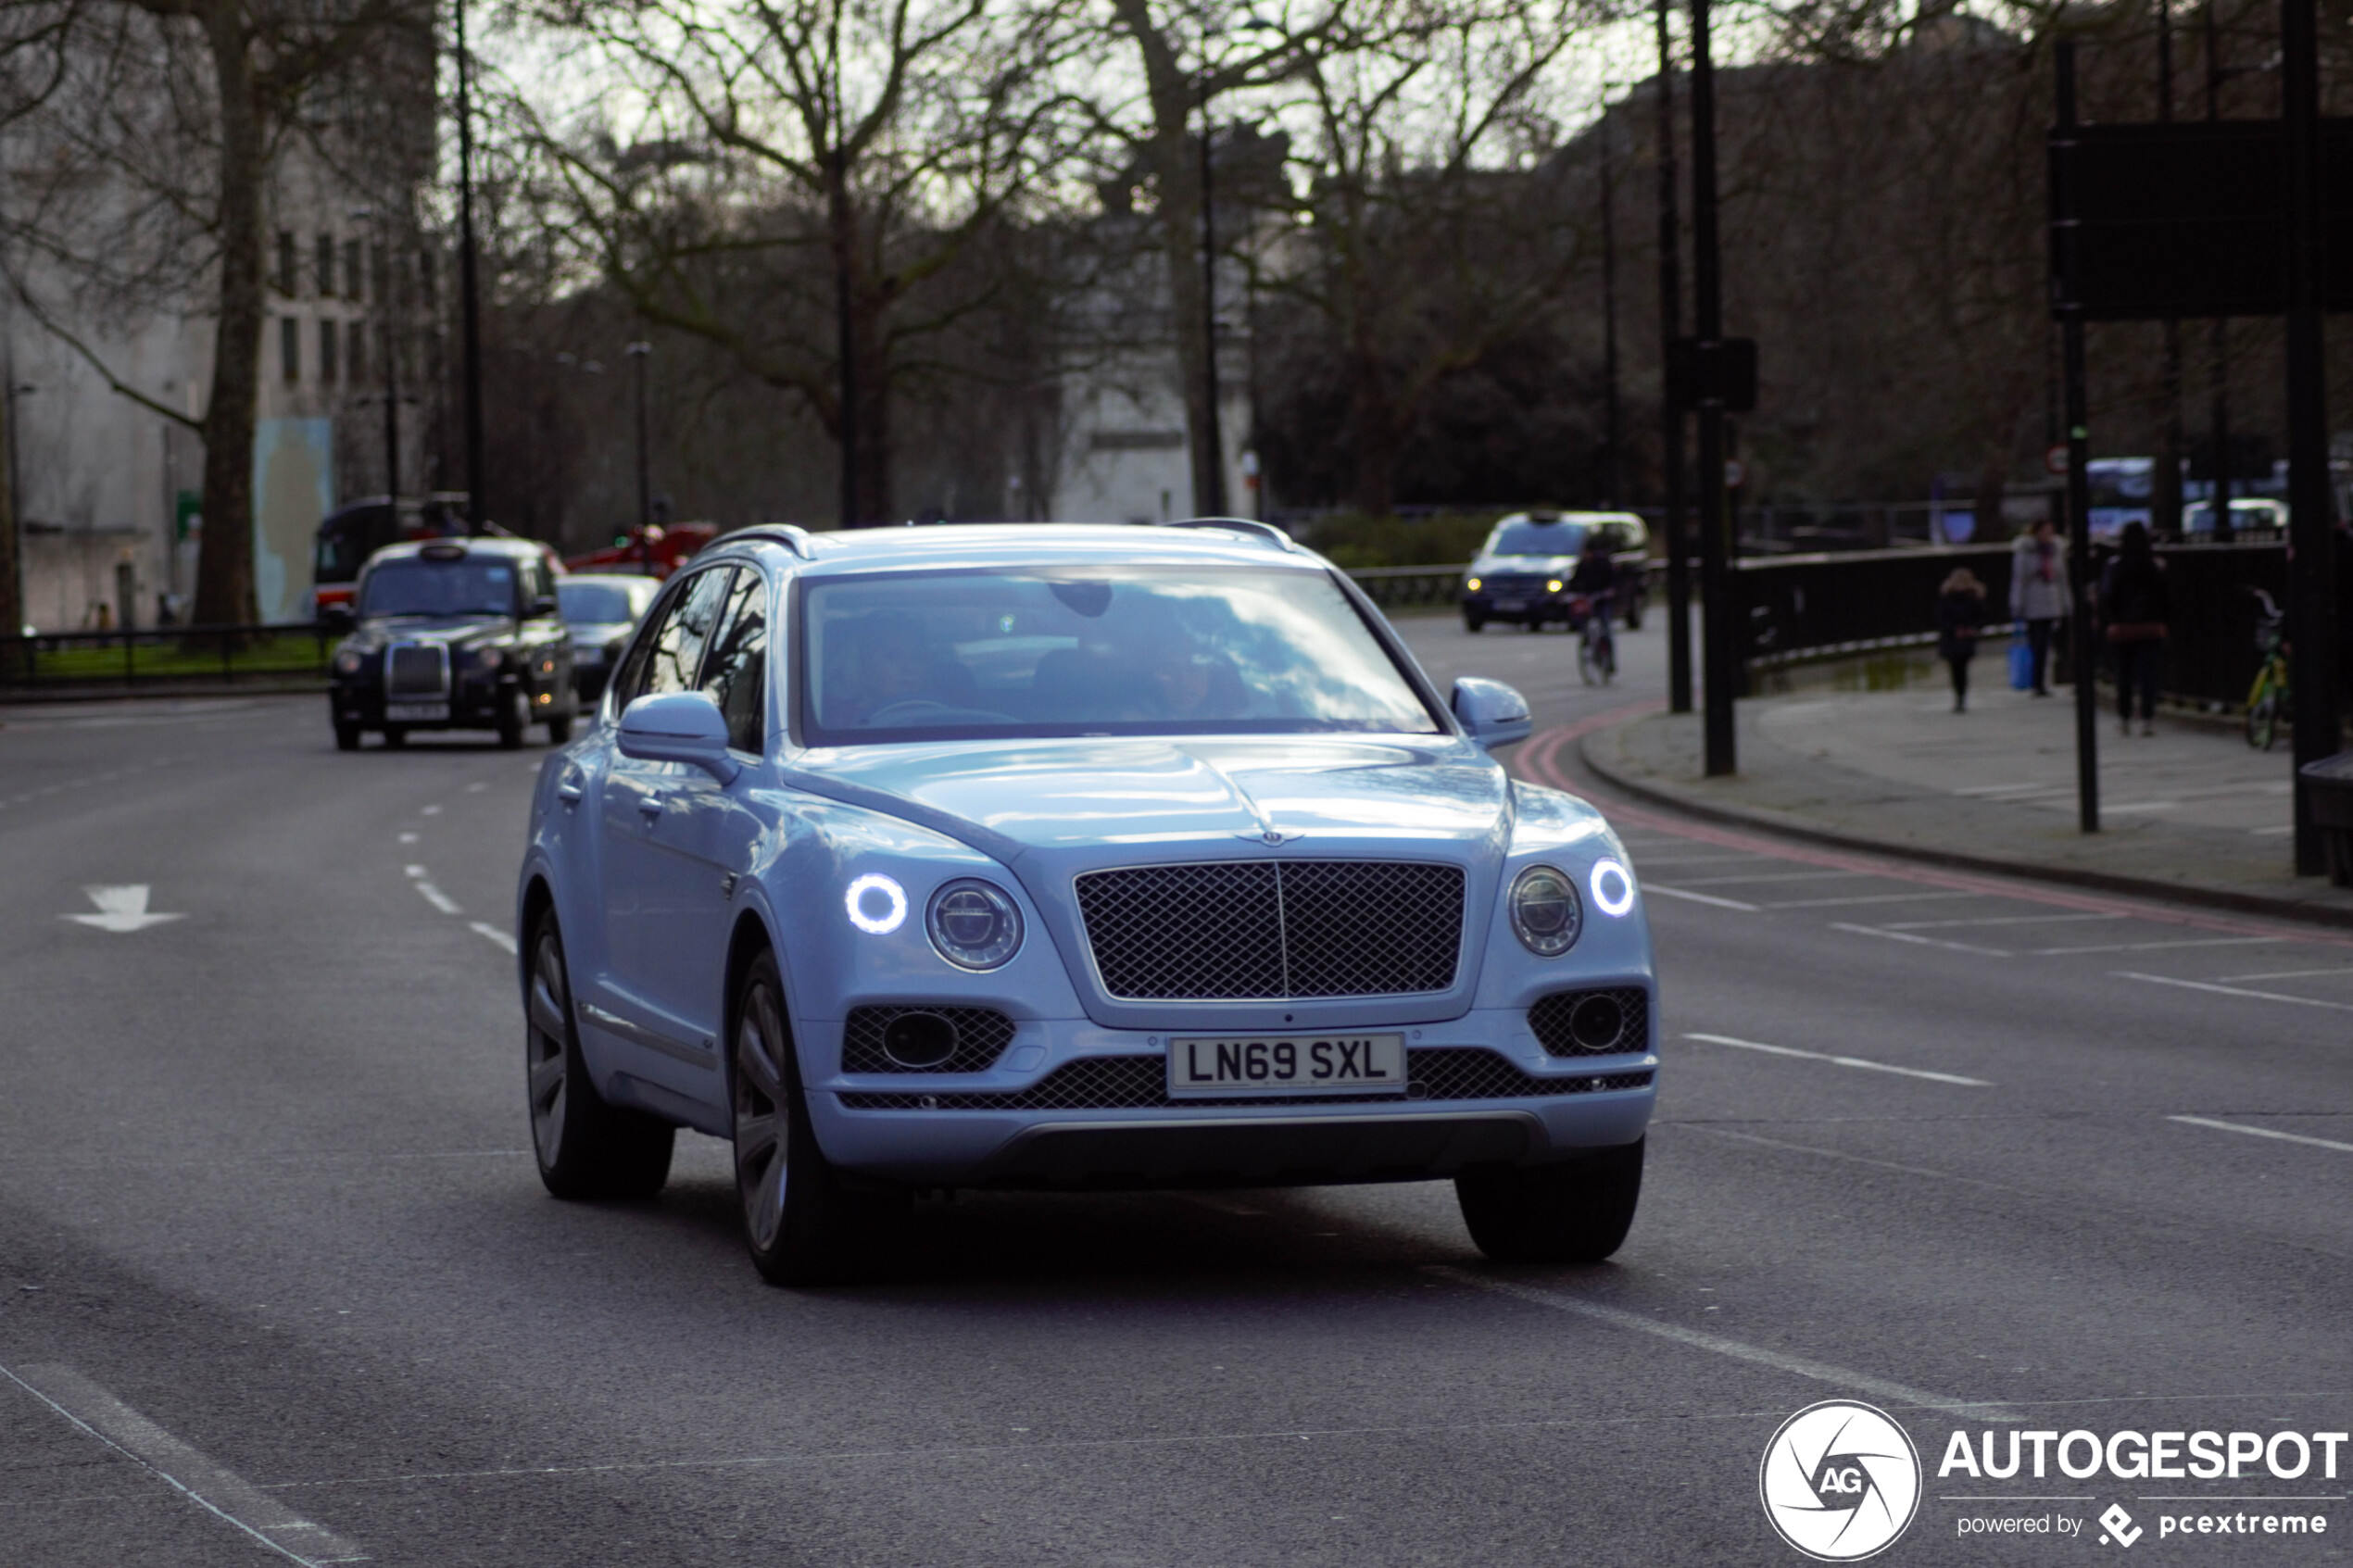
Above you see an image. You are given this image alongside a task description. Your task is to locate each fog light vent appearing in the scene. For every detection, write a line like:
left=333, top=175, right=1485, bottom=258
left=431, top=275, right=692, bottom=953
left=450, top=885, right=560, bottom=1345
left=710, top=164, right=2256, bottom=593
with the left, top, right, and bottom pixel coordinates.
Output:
left=1527, top=987, right=1647, bottom=1057
left=842, top=1006, right=1017, bottom=1073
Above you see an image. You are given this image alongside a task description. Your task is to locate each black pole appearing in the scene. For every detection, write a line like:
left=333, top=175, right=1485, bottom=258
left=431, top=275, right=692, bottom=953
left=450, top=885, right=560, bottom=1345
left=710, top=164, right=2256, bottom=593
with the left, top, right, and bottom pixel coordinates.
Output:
left=832, top=149, right=860, bottom=529
left=1197, top=83, right=1227, bottom=516
left=452, top=0, right=485, bottom=533
left=1600, top=101, right=1622, bottom=509
left=2281, top=0, right=2341, bottom=873
left=1690, top=0, right=1733, bottom=775
left=627, top=340, right=650, bottom=566
left=2158, top=0, right=2184, bottom=536
left=2056, top=42, right=2101, bottom=834
left=381, top=229, right=400, bottom=500
left=1656, top=0, right=1692, bottom=713
left=2205, top=1, right=2233, bottom=541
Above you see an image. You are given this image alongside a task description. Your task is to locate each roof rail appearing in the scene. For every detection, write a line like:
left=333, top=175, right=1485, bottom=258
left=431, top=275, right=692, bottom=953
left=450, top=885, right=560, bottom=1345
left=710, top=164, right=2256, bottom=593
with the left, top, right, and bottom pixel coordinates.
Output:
left=1155, top=516, right=1295, bottom=550
left=721, top=523, right=817, bottom=559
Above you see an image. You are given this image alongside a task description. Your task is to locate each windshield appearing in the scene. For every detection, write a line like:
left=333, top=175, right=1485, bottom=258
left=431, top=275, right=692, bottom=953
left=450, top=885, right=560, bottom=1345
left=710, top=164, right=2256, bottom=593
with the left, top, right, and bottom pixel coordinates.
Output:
left=359, top=558, right=518, bottom=619
left=800, top=565, right=1441, bottom=744
left=1487, top=521, right=1586, bottom=558
left=559, top=581, right=646, bottom=624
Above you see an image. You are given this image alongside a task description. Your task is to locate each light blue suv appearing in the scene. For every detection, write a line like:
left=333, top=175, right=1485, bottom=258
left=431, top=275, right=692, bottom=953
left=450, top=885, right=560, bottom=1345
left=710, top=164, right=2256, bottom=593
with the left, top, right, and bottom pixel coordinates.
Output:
left=515, top=521, right=1657, bottom=1284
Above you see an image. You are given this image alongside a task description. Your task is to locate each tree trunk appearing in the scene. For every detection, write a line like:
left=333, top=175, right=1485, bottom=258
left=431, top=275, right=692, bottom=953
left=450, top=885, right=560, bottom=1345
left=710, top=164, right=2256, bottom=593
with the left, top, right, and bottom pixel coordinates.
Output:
left=1113, top=1, right=1225, bottom=517
left=192, top=0, right=262, bottom=627
left=0, top=376, right=19, bottom=668
left=1346, top=348, right=1399, bottom=517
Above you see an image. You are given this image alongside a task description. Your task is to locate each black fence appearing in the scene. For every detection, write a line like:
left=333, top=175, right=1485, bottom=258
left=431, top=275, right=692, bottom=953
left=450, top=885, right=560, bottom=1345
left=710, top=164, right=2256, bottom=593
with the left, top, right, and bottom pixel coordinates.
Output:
left=0, top=624, right=337, bottom=692
left=1737, top=539, right=2291, bottom=709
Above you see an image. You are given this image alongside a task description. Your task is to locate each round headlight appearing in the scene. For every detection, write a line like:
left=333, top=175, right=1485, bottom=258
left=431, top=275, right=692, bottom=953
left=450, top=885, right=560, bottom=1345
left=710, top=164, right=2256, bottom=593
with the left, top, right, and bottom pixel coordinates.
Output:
left=1590, top=858, right=1636, bottom=917
left=473, top=646, right=506, bottom=670
left=844, top=872, right=908, bottom=935
left=333, top=650, right=364, bottom=675
left=926, top=878, right=1024, bottom=970
left=1466, top=577, right=1482, bottom=591
left=1509, top=864, right=1582, bottom=957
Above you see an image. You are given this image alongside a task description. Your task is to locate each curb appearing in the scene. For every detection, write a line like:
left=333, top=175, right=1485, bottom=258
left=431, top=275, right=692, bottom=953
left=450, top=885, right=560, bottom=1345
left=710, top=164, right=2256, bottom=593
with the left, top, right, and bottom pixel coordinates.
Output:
left=1570, top=714, right=2353, bottom=934
left=0, top=681, right=324, bottom=705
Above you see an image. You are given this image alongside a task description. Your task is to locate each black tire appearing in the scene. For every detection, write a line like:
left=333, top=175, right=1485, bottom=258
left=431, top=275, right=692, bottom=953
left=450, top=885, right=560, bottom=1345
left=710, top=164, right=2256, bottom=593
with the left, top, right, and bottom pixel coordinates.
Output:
left=1521, top=617, right=1541, bottom=633
left=1625, top=598, right=1644, bottom=631
left=1456, top=1138, right=1643, bottom=1264
left=732, top=949, right=901, bottom=1286
left=333, top=720, right=360, bottom=751
left=497, top=687, right=528, bottom=749
left=2247, top=689, right=2279, bottom=751
left=381, top=726, right=408, bottom=747
left=545, top=709, right=574, bottom=745
left=1463, top=613, right=1486, bottom=633
left=525, top=914, right=674, bottom=1200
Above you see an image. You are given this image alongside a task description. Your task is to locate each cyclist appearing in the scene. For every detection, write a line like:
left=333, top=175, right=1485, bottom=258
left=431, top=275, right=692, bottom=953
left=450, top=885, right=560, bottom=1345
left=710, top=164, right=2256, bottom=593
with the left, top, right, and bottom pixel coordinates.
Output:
left=1567, top=531, right=1618, bottom=681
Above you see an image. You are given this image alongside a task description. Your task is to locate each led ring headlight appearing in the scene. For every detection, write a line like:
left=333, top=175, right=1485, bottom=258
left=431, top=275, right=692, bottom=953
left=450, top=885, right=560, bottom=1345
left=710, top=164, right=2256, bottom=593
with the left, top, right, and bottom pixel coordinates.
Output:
left=844, top=872, right=908, bottom=935
left=1590, top=858, right=1636, bottom=918
left=926, top=878, right=1024, bottom=970
left=1508, top=864, right=1583, bottom=957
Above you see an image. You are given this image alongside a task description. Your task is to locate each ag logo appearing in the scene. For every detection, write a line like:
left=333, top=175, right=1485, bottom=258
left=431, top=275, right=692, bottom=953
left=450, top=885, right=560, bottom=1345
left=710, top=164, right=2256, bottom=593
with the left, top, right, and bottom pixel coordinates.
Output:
left=1759, top=1400, right=1922, bottom=1561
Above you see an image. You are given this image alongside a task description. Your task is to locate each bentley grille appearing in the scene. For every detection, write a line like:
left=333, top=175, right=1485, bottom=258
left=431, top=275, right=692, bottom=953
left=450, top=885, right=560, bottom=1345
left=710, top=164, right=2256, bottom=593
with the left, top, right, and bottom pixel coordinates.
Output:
left=1073, top=859, right=1465, bottom=1000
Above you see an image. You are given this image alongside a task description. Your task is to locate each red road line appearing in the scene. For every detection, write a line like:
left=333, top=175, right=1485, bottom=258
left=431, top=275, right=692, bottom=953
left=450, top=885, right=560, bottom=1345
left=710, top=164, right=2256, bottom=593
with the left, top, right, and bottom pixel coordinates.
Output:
left=1515, top=719, right=2353, bottom=951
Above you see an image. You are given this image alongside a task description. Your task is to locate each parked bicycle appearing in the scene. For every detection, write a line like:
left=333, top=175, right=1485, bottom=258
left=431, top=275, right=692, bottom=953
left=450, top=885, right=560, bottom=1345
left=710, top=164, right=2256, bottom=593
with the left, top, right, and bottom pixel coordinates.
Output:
left=2246, top=586, right=2289, bottom=750
left=1571, top=594, right=1616, bottom=685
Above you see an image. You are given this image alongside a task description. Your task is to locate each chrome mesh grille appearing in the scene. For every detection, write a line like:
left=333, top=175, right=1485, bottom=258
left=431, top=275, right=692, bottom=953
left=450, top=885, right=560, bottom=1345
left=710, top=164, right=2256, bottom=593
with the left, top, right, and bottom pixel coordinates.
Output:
left=839, top=1006, right=1016, bottom=1074
left=385, top=644, right=448, bottom=697
left=836, top=1049, right=1652, bottom=1111
left=1074, top=859, right=1464, bottom=1000
left=1527, top=987, right=1651, bottom=1057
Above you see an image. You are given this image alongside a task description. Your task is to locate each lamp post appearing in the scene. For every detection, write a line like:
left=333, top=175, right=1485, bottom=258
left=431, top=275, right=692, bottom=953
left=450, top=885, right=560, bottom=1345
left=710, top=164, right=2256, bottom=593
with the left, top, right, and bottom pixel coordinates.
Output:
left=350, top=206, right=401, bottom=501
left=1194, top=71, right=1227, bottom=517
left=625, top=340, right=651, bottom=568
left=452, top=0, right=485, bottom=533
left=1599, top=90, right=1622, bottom=510
left=1655, top=0, right=1692, bottom=714
left=1690, top=0, right=1735, bottom=775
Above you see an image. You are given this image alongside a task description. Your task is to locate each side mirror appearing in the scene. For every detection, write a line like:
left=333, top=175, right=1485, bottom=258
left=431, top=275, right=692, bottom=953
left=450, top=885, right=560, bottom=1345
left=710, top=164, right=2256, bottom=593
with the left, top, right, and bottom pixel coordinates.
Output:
left=1451, top=676, right=1531, bottom=751
left=618, top=691, right=740, bottom=783
left=321, top=602, right=355, bottom=632
left=529, top=595, right=559, bottom=618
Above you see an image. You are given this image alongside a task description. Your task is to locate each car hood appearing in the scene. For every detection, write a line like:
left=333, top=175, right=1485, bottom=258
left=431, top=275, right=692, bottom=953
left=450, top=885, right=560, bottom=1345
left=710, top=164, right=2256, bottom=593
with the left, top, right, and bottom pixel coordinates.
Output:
left=346, top=614, right=515, bottom=651
left=783, top=734, right=1510, bottom=865
left=1472, top=554, right=1578, bottom=576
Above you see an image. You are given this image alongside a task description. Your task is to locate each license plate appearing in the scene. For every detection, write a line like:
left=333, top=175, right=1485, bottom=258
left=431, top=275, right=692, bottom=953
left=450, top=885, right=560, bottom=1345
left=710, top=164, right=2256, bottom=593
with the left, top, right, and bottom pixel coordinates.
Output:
left=1493, top=598, right=1527, bottom=612
left=385, top=702, right=448, bottom=721
left=1166, top=1033, right=1407, bottom=1098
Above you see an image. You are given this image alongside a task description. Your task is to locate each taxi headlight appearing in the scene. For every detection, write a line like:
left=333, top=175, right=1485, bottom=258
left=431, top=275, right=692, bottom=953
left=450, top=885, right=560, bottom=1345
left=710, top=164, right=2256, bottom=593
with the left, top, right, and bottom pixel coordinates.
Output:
left=1546, top=579, right=1564, bottom=593
left=1466, top=577, right=1482, bottom=592
left=926, top=878, right=1024, bottom=970
left=333, top=650, right=364, bottom=676
left=1508, top=864, right=1582, bottom=957
left=472, top=646, right=506, bottom=671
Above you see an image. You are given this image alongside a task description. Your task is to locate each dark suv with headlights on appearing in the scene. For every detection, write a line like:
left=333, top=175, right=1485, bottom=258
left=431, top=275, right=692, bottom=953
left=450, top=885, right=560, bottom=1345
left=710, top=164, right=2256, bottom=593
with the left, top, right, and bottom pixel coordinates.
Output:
left=328, top=538, right=577, bottom=749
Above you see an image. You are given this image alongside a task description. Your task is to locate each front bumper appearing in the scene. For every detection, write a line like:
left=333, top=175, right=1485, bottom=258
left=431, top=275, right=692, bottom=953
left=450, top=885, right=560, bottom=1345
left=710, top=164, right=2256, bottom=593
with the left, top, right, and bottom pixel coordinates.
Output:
left=805, top=1006, right=1657, bottom=1188
left=332, top=676, right=520, bottom=731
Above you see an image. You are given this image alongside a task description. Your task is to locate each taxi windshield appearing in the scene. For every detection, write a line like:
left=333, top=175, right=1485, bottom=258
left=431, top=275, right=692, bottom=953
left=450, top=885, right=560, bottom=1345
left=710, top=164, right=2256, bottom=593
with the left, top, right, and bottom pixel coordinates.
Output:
left=359, top=558, right=518, bottom=619
left=1486, top=520, right=1587, bottom=558
left=799, top=565, right=1441, bottom=744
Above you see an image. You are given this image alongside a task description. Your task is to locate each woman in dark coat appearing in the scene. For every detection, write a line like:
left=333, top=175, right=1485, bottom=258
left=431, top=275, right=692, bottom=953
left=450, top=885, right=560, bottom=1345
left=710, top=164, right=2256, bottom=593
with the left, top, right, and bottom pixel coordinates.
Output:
left=1936, top=568, right=1987, bottom=713
left=2100, top=520, right=2171, bottom=736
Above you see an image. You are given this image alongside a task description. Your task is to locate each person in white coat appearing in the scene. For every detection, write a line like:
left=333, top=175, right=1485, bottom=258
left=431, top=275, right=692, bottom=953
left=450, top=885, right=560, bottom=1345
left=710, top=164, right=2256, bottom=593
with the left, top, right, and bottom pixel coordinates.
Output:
left=2008, top=518, right=2070, bottom=696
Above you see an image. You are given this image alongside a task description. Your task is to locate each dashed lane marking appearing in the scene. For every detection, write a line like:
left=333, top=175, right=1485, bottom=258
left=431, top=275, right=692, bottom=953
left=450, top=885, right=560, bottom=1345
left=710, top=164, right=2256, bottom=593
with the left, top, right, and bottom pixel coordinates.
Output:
left=2033, top=935, right=2284, bottom=957
left=1829, top=922, right=2011, bottom=957
left=1422, top=1267, right=2019, bottom=1421
left=401, top=866, right=461, bottom=916
left=1643, top=884, right=1759, bottom=911
left=419, top=805, right=441, bottom=816
left=2219, top=966, right=2353, bottom=982
left=1684, top=1032, right=1993, bottom=1087
left=2116, top=972, right=2353, bottom=1016
left=2, top=1362, right=367, bottom=1565
left=2169, top=1116, right=2353, bottom=1155
left=470, top=922, right=517, bottom=954
left=396, top=832, right=419, bottom=845
left=1883, top=911, right=2125, bottom=931
left=1762, top=891, right=1977, bottom=909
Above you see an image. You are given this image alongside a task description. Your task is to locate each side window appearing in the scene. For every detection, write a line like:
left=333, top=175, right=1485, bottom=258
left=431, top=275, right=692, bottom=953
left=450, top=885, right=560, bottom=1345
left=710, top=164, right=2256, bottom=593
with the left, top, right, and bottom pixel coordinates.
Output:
left=699, top=570, right=769, bottom=754
left=642, top=567, right=735, bottom=698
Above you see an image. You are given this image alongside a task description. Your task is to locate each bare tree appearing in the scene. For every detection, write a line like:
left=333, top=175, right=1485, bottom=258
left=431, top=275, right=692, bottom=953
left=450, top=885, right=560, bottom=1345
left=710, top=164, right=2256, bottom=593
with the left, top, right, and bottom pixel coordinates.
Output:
left=0, top=0, right=427, bottom=624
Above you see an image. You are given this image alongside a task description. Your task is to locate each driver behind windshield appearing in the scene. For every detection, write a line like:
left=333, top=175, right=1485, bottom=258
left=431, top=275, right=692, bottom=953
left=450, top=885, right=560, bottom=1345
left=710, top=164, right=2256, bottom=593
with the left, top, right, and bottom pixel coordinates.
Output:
left=359, top=559, right=516, bottom=619
left=823, top=611, right=978, bottom=726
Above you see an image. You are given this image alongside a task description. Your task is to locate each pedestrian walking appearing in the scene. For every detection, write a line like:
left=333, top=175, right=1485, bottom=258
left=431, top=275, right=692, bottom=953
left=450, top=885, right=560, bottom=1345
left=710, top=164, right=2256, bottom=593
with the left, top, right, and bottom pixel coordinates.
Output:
left=1935, top=568, right=1987, bottom=713
left=2099, top=520, right=2171, bottom=736
left=2008, top=517, right=2070, bottom=696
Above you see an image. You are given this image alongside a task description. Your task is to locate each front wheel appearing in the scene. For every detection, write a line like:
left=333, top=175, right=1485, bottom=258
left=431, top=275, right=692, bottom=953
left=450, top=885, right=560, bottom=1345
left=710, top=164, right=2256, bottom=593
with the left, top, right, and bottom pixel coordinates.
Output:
left=1577, top=635, right=1597, bottom=685
left=733, top=950, right=901, bottom=1286
left=497, top=687, right=529, bottom=749
left=1463, top=612, right=1486, bottom=633
left=545, top=709, right=574, bottom=745
left=1455, top=1138, right=1643, bottom=1263
left=333, top=719, right=360, bottom=751
left=525, top=915, right=674, bottom=1199
left=2246, top=681, right=2281, bottom=750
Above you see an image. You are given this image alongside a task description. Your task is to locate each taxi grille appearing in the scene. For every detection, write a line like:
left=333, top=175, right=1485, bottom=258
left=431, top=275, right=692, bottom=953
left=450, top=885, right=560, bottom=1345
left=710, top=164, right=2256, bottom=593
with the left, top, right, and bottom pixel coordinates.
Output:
left=835, top=1049, right=1652, bottom=1111
left=385, top=644, right=449, bottom=697
left=1074, top=860, right=1464, bottom=1000
left=839, top=1006, right=1016, bottom=1074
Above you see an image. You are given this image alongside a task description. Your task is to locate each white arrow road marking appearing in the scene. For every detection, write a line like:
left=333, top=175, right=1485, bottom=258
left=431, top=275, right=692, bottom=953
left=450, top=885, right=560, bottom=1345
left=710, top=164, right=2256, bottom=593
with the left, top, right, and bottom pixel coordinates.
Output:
left=62, top=885, right=184, bottom=933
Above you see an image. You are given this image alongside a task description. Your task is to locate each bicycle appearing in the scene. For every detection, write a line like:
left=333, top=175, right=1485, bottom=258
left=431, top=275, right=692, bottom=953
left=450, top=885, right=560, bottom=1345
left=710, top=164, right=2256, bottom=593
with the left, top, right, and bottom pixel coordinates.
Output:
left=1571, top=595, right=1616, bottom=685
left=2245, top=586, right=2289, bottom=750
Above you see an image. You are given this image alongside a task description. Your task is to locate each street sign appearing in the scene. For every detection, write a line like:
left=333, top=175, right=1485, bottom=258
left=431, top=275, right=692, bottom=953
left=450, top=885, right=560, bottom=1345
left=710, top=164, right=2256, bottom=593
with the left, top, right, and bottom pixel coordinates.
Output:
left=1723, top=458, right=1746, bottom=488
left=2044, top=443, right=2070, bottom=476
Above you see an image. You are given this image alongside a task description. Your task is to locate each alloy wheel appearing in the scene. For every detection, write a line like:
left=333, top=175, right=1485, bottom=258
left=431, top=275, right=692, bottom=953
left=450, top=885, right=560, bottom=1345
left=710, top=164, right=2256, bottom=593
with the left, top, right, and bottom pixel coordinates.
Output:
left=734, top=982, right=792, bottom=1251
left=526, top=930, right=571, bottom=1164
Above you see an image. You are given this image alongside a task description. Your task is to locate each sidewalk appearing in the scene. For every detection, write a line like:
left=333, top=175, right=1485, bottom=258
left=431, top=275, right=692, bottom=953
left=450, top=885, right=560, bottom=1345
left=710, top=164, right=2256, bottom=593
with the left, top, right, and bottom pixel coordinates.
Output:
left=1580, top=679, right=2353, bottom=926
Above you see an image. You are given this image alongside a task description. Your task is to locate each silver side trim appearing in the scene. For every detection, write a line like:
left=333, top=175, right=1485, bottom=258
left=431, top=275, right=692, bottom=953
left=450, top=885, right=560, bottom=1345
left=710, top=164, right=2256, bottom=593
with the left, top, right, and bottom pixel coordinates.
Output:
left=579, top=1001, right=715, bottom=1069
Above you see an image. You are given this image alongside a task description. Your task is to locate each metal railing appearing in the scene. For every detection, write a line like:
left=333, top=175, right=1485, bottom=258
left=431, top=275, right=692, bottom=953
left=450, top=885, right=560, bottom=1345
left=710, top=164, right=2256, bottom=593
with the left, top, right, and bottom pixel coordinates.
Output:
left=1345, top=564, right=1466, bottom=608
left=0, top=623, right=338, bottom=692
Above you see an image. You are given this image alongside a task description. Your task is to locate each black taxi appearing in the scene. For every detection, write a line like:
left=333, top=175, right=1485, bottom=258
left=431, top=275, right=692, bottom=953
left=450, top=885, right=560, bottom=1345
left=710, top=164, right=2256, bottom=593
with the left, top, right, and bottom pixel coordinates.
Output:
left=327, top=537, right=578, bottom=749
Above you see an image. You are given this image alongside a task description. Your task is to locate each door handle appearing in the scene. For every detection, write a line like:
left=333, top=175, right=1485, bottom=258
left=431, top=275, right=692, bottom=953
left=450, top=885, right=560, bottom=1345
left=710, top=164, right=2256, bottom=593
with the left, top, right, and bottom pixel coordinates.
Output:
left=556, top=775, right=585, bottom=805
left=636, top=795, right=666, bottom=819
